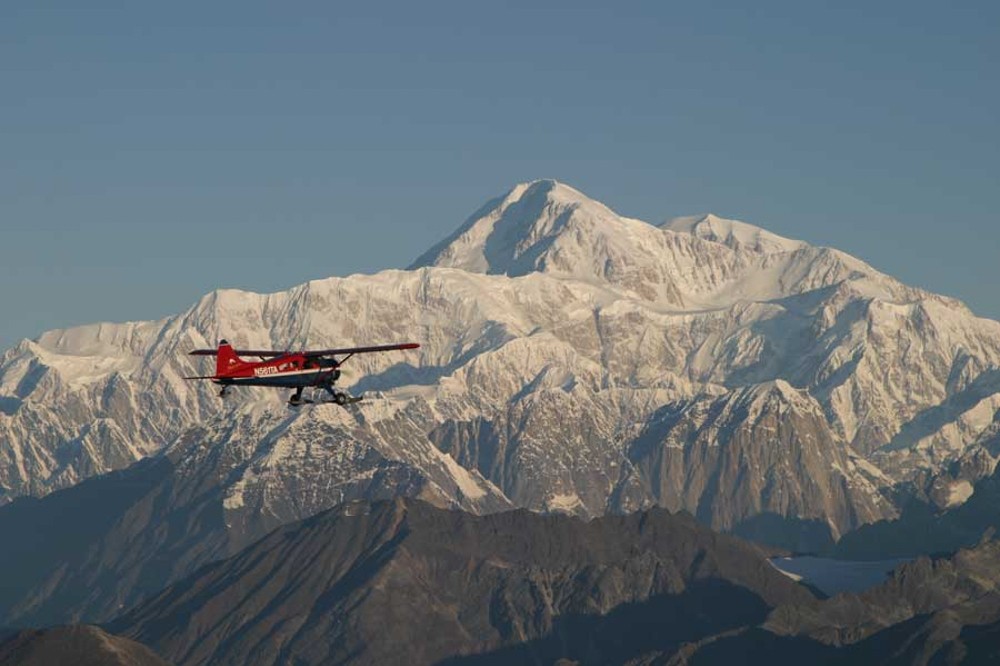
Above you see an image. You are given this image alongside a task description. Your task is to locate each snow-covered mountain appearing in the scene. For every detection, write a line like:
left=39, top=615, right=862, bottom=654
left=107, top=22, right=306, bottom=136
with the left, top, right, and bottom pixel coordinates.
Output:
left=3, top=179, right=1000, bottom=547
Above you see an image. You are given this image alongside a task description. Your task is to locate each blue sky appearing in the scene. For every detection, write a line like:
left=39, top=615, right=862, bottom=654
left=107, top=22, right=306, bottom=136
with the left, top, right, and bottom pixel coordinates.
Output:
left=2, top=1, right=997, bottom=350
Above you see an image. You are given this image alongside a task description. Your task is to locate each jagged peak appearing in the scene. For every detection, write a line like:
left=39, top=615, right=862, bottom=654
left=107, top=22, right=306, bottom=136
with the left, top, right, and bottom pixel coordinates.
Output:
left=699, top=380, right=821, bottom=420
left=677, top=380, right=822, bottom=427
left=662, top=213, right=806, bottom=254
left=740, top=379, right=809, bottom=402
left=409, top=179, right=625, bottom=276
left=410, top=181, right=821, bottom=290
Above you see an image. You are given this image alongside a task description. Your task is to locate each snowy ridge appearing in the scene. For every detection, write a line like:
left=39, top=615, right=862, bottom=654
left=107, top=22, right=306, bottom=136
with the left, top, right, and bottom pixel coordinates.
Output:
left=664, top=213, right=806, bottom=254
left=163, top=402, right=508, bottom=550
left=3, top=180, right=1000, bottom=546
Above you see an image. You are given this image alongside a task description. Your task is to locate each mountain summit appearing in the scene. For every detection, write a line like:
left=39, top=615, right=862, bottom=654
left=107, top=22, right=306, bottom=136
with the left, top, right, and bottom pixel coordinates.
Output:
left=411, top=179, right=625, bottom=275
left=415, top=179, right=807, bottom=276
left=413, top=179, right=920, bottom=309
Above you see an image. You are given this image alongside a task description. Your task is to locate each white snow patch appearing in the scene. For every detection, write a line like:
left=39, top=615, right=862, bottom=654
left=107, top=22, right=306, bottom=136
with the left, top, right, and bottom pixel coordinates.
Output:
left=436, top=448, right=486, bottom=500
left=223, top=478, right=247, bottom=510
left=945, top=480, right=975, bottom=507
left=546, top=492, right=583, bottom=512
left=769, top=559, right=804, bottom=582
left=664, top=214, right=805, bottom=254
left=28, top=343, right=139, bottom=388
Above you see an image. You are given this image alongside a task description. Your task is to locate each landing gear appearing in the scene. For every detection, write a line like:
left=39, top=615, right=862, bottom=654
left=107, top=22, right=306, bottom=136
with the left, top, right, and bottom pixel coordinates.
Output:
left=287, top=384, right=362, bottom=408
left=219, top=385, right=231, bottom=399
left=323, top=383, right=361, bottom=406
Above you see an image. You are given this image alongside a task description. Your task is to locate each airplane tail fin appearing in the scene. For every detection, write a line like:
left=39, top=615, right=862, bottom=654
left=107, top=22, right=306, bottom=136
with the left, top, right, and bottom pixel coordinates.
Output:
left=215, top=339, right=245, bottom=376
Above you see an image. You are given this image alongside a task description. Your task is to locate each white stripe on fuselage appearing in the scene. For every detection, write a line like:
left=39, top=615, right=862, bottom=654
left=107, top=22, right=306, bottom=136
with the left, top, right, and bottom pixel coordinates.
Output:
left=250, top=368, right=327, bottom=378
left=221, top=368, right=330, bottom=384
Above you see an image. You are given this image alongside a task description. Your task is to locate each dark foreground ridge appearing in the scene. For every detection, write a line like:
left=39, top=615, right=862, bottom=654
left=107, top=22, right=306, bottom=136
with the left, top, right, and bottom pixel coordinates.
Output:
left=667, top=539, right=1000, bottom=665
left=0, top=625, right=168, bottom=666
left=109, top=498, right=813, bottom=666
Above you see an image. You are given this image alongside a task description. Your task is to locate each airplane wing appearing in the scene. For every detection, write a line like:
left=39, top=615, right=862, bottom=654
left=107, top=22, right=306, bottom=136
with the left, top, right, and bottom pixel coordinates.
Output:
left=188, top=343, right=420, bottom=358
left=300, top=343, right=420, bottom=358
left=188, top=349, right=281, bottom=357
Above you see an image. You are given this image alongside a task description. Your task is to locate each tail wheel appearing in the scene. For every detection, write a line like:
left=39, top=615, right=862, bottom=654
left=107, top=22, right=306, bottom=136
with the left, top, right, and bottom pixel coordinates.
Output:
left=334, top=392, right=348, bottom=405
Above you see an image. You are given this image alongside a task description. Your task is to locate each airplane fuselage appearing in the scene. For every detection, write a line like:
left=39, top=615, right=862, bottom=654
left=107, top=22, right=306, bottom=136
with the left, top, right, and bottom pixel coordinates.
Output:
left=214, top=352, right=340, bottom=389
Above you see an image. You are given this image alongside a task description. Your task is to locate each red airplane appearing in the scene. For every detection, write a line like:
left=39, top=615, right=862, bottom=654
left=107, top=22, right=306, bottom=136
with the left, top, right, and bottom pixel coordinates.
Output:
left=186, top=339, right=420, bottom=406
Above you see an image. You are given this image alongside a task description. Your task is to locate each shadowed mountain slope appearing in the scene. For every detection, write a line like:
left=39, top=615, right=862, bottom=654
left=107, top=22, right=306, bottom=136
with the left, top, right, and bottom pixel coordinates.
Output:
left=0, top=625, right=168, bottom=666
left=110, top=498, right=813, bottom=666
left=0, top=408, right=509, bottom=629
left=831, top=463, right=1000, bottom=560
left=767, top=540, right=1000, bottom=646
left=639, top=539, right=1000, bottom=665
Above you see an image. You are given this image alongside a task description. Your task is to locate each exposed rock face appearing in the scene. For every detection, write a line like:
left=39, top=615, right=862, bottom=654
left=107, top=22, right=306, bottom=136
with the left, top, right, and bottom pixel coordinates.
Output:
left=110, top=498, right=813, bottom=666
left=831, top=463, right=1000, bottom=560
left=0, top=625, right=169, bottom=666
left=610, top=381, right=891, bottom=547
left=4, top=179, right=1000, bottom=548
